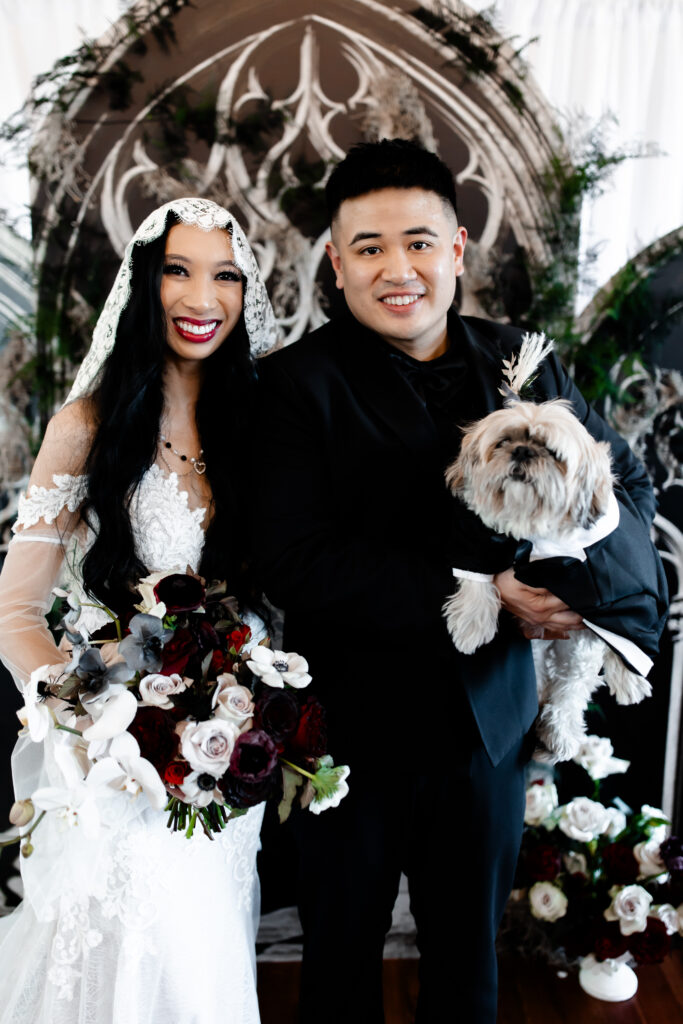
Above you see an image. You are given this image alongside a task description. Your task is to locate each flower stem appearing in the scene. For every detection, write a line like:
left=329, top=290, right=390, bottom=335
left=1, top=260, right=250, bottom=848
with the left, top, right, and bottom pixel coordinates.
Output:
left=55, top=724, right=83, bottom=737
left=280, top=757, right=315, bottom=781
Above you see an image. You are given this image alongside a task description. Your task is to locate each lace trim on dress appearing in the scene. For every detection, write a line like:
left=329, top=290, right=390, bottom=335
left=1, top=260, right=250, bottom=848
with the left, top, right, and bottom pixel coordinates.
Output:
left=13, top=475, right=87, bottom=532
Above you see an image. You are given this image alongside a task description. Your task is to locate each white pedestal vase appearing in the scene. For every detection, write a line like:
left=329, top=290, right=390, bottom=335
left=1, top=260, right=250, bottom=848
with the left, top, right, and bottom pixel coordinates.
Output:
left=579, top=953, right=638, bottom=1001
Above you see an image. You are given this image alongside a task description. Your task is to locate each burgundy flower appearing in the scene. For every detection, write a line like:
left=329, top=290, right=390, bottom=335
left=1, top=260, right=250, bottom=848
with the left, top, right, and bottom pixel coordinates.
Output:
left=524, top=843, right=562, bottom=882
left=285, top=696, right=328, bottom=759
left=629, top=918, right=672, bottom=965
left=659, top=836, right=683, bottom=874
left=154, top=573, right=206, bottom=613
left=229, top=730, right=279, bottom=781
left=128, top=706, right=179, bottom=774
left=602, top=843, right=640, bottom=884
left=164, top=759, right=191, bottom=787
left=161, top=627, right=199, bottom=676
left=254, top=690, right=300, bottom=746
left=220, top=730, right=281, bottom=808
left=592, top=922, right=629, bottom=962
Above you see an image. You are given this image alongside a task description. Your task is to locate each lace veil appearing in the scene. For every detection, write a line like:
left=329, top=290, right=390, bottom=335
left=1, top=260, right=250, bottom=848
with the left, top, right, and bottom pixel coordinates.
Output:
left=0, top=199, right=278, bottom=686
left=67, top=197, right=279, bottom=402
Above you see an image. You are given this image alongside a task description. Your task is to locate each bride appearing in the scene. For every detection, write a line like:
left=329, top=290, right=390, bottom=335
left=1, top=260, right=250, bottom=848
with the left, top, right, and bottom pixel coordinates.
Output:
left=0, top=198, right=278, bottom=1023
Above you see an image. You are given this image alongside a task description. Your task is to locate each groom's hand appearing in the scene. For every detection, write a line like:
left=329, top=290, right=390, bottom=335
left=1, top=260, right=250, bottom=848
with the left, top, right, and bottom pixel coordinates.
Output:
left=493, top=568, right=585, bottom=639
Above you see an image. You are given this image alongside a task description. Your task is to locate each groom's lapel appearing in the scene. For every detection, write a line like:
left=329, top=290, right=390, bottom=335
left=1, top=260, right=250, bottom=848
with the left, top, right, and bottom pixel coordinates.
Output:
left=335, top=317, right=439, bottom=457
left=453, top=312, right=505, bottom=414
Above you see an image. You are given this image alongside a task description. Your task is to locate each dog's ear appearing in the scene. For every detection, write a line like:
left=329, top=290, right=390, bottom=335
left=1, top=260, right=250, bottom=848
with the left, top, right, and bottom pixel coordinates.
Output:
left=445, top=432, right=477, bottom=495
left=575, top=440, right=614, bottom=527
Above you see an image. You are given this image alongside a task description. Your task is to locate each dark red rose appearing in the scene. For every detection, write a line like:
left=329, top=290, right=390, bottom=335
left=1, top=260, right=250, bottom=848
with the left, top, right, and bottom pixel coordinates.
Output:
left=210, top=649, right=231, bottom=675
left=602, top=843, right=640, bottom=884
left=153, top=574, right=205, bottom=613
left=629, top=918, right=672, bottom=965
left=128, top=707, right=179, bottom=774
left=220, top=730, right=281, bottom=808
left=285, top=696, right=327, bottom=759
left=592, top=922, right=629, bottom=962
left=659, top=836, right=683, bottom=874
left=161, top=627, right=199, bottom=675
left=254, top=689, right=300, bottom=746
left=524, top=843, right=562, bottom=882
left=164, top=759, right=191, bottom=786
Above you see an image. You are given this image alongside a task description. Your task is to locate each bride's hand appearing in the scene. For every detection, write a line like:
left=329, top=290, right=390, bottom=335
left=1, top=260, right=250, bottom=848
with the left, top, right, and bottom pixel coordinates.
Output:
left=493, top=568, right=584, bottom=640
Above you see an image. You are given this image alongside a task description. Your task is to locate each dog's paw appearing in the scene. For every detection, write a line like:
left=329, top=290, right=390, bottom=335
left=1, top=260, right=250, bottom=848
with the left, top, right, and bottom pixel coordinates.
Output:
left=603, top=648, right=652, bottom=705
left=443, top=579, right=500, bottom=654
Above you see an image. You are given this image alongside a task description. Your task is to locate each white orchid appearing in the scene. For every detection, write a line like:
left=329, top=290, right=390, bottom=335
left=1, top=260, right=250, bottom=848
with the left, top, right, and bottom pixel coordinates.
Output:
left=82, top=686, right=138, bottom=742
left=108, top=732, right=167, bottom=809
left=32, top=758, right=126, bottom=840
left=17, top=664, right=60, bottom=742
left=246, top=647, right=311, bottom=689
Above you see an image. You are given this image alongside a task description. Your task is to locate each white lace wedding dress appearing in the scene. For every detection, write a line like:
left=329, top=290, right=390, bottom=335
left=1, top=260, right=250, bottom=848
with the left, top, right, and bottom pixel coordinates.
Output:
left=0, top=464, right=264, bottom=1024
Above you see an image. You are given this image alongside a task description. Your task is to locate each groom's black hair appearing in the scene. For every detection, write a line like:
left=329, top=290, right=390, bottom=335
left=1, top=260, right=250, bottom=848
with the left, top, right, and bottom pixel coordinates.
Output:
left=325, top=138, right=458, bottom=223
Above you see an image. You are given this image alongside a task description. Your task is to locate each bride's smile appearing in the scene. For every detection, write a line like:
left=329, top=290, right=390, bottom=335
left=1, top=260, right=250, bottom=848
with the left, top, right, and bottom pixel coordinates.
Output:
left=161, top=221, right=244, bottom=362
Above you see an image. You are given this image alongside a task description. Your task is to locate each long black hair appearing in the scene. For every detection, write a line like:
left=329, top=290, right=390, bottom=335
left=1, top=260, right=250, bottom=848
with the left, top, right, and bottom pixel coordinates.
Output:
left=80, top=211, right=260, bottom=614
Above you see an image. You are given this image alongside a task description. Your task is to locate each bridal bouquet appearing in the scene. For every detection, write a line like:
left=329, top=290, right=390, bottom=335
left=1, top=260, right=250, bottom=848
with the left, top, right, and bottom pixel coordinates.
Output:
left=8, top=570, right=349, bottom=851
left=506, top=736, right=682, bottom=967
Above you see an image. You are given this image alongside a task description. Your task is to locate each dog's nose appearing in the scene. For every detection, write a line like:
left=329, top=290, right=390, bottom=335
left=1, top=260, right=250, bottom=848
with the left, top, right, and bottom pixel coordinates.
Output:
left=511, top=445, right=535, bottom=463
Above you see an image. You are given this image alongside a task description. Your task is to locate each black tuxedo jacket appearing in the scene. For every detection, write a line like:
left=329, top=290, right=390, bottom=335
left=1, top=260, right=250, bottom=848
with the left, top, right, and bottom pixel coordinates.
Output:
left=253, top=311, right=662, bottom=767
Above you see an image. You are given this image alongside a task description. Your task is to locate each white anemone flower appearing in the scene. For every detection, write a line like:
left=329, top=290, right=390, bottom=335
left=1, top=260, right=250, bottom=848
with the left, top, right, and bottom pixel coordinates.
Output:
left=246, top=647, right=312, bottom=689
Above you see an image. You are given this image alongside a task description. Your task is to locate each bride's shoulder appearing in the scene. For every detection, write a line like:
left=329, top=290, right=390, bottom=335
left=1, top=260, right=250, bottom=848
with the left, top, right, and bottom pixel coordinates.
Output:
left=39, top=397, right=97, bottom=476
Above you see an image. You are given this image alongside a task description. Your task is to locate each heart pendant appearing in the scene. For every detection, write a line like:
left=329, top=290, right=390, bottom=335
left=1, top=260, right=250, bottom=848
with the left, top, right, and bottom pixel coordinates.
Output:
left=193, top=461, right=207, bottom=475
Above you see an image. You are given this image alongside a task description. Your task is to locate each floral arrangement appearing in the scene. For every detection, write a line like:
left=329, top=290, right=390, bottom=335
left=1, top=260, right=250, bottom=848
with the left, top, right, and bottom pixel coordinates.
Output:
left=511, top=735, right=682, bottom=967
left=7, top=570, right=349, bottom=852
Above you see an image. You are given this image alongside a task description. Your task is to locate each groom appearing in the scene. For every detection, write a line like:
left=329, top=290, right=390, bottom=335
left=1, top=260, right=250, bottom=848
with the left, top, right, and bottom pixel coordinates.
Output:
left=254, top=140, right=662, bottom=1022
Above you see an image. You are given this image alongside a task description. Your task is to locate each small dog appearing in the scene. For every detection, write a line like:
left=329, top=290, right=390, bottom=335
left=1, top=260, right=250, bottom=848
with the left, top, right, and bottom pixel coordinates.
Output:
left=442, top=335, right=652, bottom=762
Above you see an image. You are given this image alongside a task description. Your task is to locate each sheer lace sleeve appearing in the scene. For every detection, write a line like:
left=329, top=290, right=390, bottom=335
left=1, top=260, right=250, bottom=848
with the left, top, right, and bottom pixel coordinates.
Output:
left=0, top=401, right=93, bottom=688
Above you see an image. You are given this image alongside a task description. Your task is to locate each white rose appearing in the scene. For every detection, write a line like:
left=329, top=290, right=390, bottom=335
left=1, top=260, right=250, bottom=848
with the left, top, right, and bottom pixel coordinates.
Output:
left=640, top=804, right=670, bottom=843
left=652, top=903, right=679, bottom=935
left=604, top=806, right=627, bottom=839
left=529, top=882, right=568, bottom=922
left=180, top=718, right=240, bottom=775
left=573, top=735, right=629, bottom=781
left=558, top=797, right=610, bottom=842
left=139, top=673, right=189, bottom=709
left=563, top=851, right=588, bottom=876
left=604, top=884, right=653, bottom=936
left=212, top=674, right=254, bottom=726
left=524, top=782, right=558, bottom=827
left=633, top=838, right=666, bottom=879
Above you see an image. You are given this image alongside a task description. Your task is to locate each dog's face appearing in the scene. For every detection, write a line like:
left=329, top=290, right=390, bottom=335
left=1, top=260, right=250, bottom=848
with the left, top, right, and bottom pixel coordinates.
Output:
left=446, top=399, right=614, bottom=540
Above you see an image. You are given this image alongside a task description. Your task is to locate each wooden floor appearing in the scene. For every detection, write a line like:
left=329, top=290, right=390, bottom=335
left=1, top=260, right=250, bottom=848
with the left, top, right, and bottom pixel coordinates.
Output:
left=258, top=952, right=683, bottom=1023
